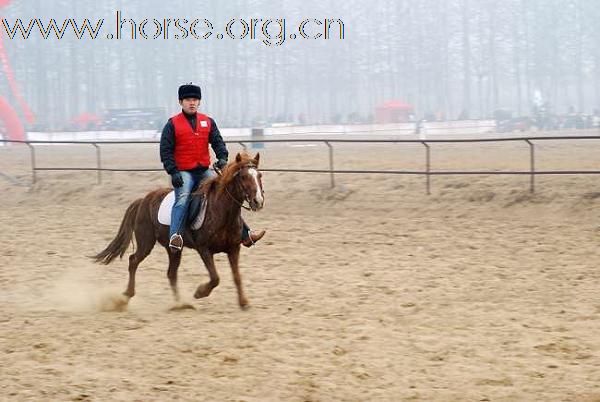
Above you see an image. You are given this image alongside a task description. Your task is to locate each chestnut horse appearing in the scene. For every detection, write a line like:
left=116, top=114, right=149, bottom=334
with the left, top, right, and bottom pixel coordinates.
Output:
left=93, top=152, right=264, bottom=309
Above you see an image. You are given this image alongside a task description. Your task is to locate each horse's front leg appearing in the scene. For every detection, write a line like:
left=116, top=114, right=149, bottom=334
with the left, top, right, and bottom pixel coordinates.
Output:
left=194, top=248, right=220, bottom=299
left=227, top=246, right=249, bottom=309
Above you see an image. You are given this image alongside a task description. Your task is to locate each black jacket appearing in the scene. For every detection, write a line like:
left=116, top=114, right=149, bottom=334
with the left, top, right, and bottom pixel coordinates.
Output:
left=159, top=112, right=228, bottom=175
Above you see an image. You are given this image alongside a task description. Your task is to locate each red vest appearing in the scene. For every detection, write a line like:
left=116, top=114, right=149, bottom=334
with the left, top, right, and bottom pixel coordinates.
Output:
left=172, top=112, right=212, bottom=170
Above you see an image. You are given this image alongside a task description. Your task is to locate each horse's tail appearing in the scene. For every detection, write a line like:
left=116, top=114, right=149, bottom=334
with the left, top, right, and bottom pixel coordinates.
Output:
left=93, top=198, right=143, bottom=265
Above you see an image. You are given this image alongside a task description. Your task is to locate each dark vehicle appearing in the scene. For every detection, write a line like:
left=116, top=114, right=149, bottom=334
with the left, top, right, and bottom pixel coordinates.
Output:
left=103, top=108, right=166, bottom=131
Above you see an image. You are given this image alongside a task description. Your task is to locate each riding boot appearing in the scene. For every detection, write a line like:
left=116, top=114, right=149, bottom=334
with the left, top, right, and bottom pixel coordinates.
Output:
left=241, top=221, right=266, bottom=247
left=169, top=233, right=183, bottom=251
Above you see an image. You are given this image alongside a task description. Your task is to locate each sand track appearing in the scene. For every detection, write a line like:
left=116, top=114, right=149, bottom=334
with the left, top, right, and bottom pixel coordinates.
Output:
left=1, top=141, right=599, bottom=401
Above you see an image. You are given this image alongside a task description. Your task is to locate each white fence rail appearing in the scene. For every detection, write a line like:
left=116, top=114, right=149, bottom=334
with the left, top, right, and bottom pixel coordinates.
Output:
left=2, top=135, right=599, bottom=194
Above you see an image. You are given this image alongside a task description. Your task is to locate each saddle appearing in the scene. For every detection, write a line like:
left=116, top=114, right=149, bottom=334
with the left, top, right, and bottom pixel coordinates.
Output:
left=157, top=191, right=208, bottom=231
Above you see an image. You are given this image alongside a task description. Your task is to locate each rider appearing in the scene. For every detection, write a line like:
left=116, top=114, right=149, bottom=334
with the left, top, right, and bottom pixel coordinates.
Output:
left=160, top=83, right=265, bottom=251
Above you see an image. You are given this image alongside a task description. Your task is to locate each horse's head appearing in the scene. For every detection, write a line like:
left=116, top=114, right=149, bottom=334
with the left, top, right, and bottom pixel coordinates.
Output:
left=232, top=152, right=264, bottom=211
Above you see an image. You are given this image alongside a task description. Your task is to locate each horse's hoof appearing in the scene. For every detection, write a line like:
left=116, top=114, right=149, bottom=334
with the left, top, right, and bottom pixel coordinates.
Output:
left=169, top=303, right=196, bottom=311
left=194, top=285, right=210, bottom=299
left=97, top=293, right=130, bottom=312
left=239, top=302, right=250, bottom=311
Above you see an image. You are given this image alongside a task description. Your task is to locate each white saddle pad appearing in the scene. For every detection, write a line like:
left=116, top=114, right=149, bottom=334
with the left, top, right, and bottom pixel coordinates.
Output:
left=158, top=191, right=208, bottom=231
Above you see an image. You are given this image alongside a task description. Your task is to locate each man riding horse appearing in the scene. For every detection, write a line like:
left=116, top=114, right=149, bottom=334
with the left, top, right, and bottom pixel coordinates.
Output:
left=160, top=83, right=265, bottom=251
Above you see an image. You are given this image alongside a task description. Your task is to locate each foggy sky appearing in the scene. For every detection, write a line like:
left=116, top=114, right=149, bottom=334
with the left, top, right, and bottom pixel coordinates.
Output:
left=2, top=0, right=599, bottom=129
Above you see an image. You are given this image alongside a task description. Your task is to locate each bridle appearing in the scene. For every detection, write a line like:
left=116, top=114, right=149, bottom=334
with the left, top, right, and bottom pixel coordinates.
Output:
left=215, top=163, right=263, bottom=211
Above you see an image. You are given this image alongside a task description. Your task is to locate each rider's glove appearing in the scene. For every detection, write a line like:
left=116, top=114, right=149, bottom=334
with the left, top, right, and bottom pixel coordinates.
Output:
left=213, top=159, right=227, bottom=171
left=170, top=171, right=184, bottom=188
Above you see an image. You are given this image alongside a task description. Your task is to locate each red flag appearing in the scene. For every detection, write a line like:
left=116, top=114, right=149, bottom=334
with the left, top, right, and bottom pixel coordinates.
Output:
left=0, top=0, right=36, bottom=124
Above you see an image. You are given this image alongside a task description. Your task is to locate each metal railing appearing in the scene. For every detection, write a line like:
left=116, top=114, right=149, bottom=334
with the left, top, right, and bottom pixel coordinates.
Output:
left=1, top=136, right=599, bottom=194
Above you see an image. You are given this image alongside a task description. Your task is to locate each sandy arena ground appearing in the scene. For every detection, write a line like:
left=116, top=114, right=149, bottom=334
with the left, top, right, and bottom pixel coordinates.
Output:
left=1, top=136, right=599, bottom=401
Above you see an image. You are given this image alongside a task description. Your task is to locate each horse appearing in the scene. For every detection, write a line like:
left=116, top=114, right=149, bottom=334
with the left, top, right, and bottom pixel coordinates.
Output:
left=92, top=152, right=265, bottom=310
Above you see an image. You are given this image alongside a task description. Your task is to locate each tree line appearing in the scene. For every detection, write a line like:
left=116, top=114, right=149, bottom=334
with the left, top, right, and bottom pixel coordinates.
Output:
left=1, top=0, right=598, bottom=129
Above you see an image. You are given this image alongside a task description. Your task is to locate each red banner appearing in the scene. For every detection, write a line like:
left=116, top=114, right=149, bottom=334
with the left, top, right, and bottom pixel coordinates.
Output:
left=0, top=0, right=35, bottom=124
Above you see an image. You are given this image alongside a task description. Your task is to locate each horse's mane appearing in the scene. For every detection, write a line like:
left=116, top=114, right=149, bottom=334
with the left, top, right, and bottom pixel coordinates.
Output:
left=197, top=152, right=257, bottom=196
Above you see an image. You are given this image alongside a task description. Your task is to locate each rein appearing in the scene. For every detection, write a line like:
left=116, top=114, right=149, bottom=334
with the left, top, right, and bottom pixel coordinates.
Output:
left=215, top=164, right=255, bottom=211
left=226, top=186, right=252, bottom=211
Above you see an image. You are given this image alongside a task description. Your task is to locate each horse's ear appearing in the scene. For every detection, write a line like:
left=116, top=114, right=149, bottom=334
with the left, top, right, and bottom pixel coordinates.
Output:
left=254, top=153, right=260, bottom=167
left=235, top=153, right=242, bottom=163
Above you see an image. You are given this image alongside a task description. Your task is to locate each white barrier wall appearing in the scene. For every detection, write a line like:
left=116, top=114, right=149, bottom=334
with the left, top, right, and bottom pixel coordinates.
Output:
left=264, top=123, right=416, bottom=136
left=420, top=120, right=496, bottom=135
left=26, top=130, right=160, bottom=142
left=24, top=120, right=497, bottom=142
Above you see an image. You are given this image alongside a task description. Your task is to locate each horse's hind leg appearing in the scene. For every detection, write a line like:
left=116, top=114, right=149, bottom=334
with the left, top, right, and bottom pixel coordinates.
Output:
left=166, top=247, right=182, bottom=302
left=193, top=249, right=220, bottom=299
left=123, top=226, right=155, bottom=299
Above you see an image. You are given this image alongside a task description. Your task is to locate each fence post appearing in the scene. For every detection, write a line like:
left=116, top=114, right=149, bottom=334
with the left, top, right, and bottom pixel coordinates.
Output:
left=251, top=128, right=264, bottom=149
left=324, top=141, right=335, bottom=188
left=422, top=141, right=431, bottom=195
left=26, top=142, right=36, bottom=184
left=525, top=139, right=535, bottom=193
left=93, top=143, right=102, bottom=184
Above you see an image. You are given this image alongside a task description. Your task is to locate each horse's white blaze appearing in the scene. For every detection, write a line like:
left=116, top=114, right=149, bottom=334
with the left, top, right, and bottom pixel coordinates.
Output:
left=249, top=168, right=264, bottom=205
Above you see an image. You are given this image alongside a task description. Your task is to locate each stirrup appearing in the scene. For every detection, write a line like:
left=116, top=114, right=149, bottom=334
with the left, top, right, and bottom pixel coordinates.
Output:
left=169, top=233, right=183, bottom=251
left=242, top=230, right=265, bottom=248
